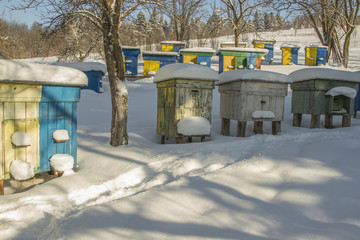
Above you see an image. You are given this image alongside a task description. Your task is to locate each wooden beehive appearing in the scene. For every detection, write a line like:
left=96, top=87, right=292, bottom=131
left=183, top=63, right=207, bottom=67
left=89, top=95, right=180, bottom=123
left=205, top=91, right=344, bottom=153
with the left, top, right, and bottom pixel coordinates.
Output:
left=0, top=60, right=87, bottom=194
left=122, top=46, right=141, bottom=76
left=142, top=51, right=178, bottom=76
left=179, top=48, right=215, bottom=67
left=154, top=63, right=218, bottom=144
left=290, top=68, right=360, bottom=128
left=218, top=70, right=291, bottom=137
left=160, top=41, right=186, bottom=53
left=280, top=44, right=300, bottom=65
left=253, top=39, right=276, bottom=64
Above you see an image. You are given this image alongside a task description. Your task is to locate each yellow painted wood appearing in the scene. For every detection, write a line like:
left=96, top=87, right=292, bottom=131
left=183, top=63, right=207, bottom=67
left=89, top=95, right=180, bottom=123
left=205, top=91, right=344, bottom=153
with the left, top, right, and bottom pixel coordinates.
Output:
left=4, top=102, right=15, bottom=120
left=255, top=43, right=265, bottom=49
left=282, top=47, right=291, bottom=65
left=2, top=118, right=40, bottom=179
left=305, top=47, right=317, bottom=66
left=223, top=56, right=236, bottom=71
left=161, top=45, right=173, bottom=52
left=0, top=84, right=42, bottom=102
left=25, top=102, right=38, bottom=118
left=144, top=60, right=160, bottom=75
left=183, top=55, right=197, bottom=64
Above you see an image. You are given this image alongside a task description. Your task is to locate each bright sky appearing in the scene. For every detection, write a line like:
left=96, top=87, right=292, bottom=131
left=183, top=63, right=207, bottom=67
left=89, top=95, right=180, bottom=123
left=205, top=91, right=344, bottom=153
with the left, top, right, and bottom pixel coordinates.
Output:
left=0, top=0, right=43, bottom=26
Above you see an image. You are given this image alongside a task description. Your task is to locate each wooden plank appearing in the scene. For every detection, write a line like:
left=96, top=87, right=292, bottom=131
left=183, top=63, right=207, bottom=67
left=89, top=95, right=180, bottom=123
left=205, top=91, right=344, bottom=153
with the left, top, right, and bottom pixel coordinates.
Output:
left=71, top=103, right=77, bottom=164
left=48, top=103, right=57, bottom=166
left=25, top=118, right=40, bottom=173
left=56, top=103, right=65, bottom=154
left=310, top=115, right=321, bottom=128
left=325, top=114, right=333, bottom=129
left=64, top=103, right=72, bottom=154
left=2, top=120, right=15, bottom=179
left=39, top=102, right=49, bottom=172
left=0, top=84, right=42, bottom=102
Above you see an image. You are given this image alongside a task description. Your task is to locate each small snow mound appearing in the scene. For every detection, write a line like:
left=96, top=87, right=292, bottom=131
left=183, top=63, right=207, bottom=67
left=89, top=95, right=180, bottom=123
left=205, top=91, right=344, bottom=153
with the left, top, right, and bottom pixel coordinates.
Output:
left=10, top=160, right=35, bottom=180
left=52, top=130, right=69, bottom=142
left=50, top=154, right=74, bottom=172
left=325, top=87, right=357, bottom=98
left=177, top=117, right=211, bottom=136
left=11, top=131, right=31, bottom=147
left=252, top=111, right=275, bottom=119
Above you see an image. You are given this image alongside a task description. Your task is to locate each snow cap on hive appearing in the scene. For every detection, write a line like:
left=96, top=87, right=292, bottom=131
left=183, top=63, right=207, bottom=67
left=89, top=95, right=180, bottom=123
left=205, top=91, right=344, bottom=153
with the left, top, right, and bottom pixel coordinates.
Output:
left=177, top=117, right=211, bottom=136
left=153, top=63, right=219, bottom=83
left=10, top=160, right=35, bottom=181
left=50, top=154, right=74, bottom=173
left=11, top=131, right=31, bottom=147
left=217, top=69, right=291, bottom=85
left=52, top=130, right=69, bottom=143
left=0, top=60, right=88, bottom=86
left=290, top=68, right=360, bottom=83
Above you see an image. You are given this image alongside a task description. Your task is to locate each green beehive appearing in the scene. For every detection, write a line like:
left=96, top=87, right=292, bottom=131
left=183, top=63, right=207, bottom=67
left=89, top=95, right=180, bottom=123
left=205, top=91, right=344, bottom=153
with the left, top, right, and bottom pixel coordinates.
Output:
left=153, top=63, right=218, bottom=144
left=290, top=68, right=360, bottom=128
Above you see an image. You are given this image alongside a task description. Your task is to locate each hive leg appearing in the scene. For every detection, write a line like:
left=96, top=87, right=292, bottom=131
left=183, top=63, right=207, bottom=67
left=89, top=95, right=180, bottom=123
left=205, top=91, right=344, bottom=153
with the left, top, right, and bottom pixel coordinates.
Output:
left=0, top=180, right=4, bottom=195
left=310, top=115, right=320, bottom=128
left=272, top=121, right=281, bottom=135
left=293, top=113, right=302, bottom=127
left=325, top=114, right=333, bottom=129
left=254, top=121, right=263, bottom=134
left=200, top=136, right=205, bottom=142
left=161, top=136, right=165, bottom=144
left=176, top=137, right=182, bottom=144
left=221, top=118, right=230, bottom=136
left=342, top=115, right=351, bottom=127
left=237, top=121, right=247, bottom=137
left=188, top=137, right=192, bottom=143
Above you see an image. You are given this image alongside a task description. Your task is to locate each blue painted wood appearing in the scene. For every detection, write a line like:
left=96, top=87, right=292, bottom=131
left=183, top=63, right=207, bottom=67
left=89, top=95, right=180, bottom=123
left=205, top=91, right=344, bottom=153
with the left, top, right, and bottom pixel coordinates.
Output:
left=316, top=48, right=327, bottom=65
left=143, top=54, right=178, bottom=63
left=264, top=44, right=274, bottom=61
left=354, top=84, right=360, bottom=113
left=124, top=55, right=139, bottom=76
left=39, top=85, right=81, bottom=171
left=219, top=54, right=224, bottom=73
left=246, top=52, right=257, bottom=69
left=81, top=71, right=103, bottom=93
left=173, top=46, right=184, bottom=53
left=197, top=55, right=212, bottom=68
left=291, top=48, right=300, bottom=64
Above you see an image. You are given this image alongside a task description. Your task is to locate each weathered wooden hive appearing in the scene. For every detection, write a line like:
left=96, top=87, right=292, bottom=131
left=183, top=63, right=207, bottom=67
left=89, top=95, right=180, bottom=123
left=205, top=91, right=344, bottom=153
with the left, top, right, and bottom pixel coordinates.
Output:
left=0, top=60, right=87, bottom=194
left=290, top=68, right=360, bottom=128
left=179, top=48, right=215, bottom=68
left=154, top=63, right=218, bottom=144
left=280, top=44, right=300, bottom=65
left=253, top=39, right=276, bottom=64
left=217, top=48, right=268, bottom=73
left=217, top=70, right=291, bottom=137
left=52, top=62, right=106, bottom=93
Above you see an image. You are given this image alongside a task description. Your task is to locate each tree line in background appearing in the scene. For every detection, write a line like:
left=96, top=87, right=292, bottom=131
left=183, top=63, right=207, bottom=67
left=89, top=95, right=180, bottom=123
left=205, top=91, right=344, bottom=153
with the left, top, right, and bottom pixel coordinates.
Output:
left=1, top=9, right=293, bottom=61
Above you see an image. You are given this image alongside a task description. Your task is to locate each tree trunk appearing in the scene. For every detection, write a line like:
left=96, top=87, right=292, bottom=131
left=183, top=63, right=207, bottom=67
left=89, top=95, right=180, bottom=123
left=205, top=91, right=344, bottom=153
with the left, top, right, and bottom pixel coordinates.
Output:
left=342, top=29, right=354, bottom=68
left=102, top=22, right=129, bottom=146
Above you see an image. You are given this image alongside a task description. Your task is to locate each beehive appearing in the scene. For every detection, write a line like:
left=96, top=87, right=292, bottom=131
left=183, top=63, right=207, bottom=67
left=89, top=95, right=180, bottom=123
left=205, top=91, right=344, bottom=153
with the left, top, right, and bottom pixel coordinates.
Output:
left=280, top=44, right=300, bottom=65
left=160, top=41, right=186, bottom=53
left=217, top=70, right=291, bottom=136
left=305, top=45, right=328, bottom=66
left=253, top=39, right=276, bottom=64
left=290, top=68, right=360, bottom=128
left=0, top=60, right=87, bottom=193
left=154, top=63, right=218, bottom=144
left=179, top=48, right=215, bottom=67
left=122, top=46, right=141, bottom=76
left=142, top=51, right=178, bottom=76
left=217, top=48, right=268, bottom=73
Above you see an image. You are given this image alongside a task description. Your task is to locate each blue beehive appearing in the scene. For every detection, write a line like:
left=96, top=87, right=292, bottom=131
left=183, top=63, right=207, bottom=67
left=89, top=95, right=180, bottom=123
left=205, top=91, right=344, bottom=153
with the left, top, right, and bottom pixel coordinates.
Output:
left=0, top=60, right=87, bottom=184
left=52, top=62, right=107, bottom=93
left=142, top=51, right=179, bottom=76
left=305, top=45, right=328, bottom=66
left=280, top=44, right=300, bottom=65
left=122, top=46, right=141, bottom=76
left=253, top=39, right=276, bottom=64
left=179, top=48, right=215, bottom=67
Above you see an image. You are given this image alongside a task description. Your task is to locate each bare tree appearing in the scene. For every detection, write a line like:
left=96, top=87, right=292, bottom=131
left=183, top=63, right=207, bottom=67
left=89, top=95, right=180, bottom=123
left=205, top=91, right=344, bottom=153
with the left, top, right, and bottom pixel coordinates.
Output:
left=162, top=0, right=207, bottom=41
left=219, top=0, right=273, bottom=47
left=19, top=0, right=161, bottom=146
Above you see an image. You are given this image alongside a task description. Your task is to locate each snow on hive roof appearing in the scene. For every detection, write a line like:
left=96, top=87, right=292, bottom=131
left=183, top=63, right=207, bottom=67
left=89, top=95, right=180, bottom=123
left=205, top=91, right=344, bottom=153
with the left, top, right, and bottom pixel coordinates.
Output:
left=0, top=60, right=88, bottom=86
left=142, top=51, right=179, bottom=56
left=160, top=41, right=186, bottom=45
left=289, top=68, right=360, bottom=83
left=281, top=43, right=301, bottom=48
left=51, top=62, right=107, bottom=74
left=180, top=48, right=215, bottom=53
left=305, top=45, right=328, bottom=49
left=121, top=46, right=141, bottom=50
left=219, top=47, right=268, bottom=53
left=217, top=69, right=292, bottom=85
left=153, top=63, right=219, bottom=83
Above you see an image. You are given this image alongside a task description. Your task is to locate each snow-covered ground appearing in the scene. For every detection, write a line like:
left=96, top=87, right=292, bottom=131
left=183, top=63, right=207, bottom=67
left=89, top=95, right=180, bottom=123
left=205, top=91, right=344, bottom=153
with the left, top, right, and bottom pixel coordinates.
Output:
left=1, top=28, right=360, bottom=240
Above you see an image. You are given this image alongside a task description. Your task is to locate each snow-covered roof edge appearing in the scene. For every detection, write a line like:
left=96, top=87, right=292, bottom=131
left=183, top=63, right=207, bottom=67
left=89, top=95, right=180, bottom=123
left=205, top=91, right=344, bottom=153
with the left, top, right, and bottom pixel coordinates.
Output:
left=290, top=68, right=360, bottom=83
left=0, top=60, right=88, bottom=87
left=219, top=47, right=269, bottom=53
left=51, top=62, right=107, bottom=74
left=217, top=69, right=292, bottom=85
left=153, top=63, right=219, bottom=83
left=143, top=51, right=179, bottom=56
left=180, top=48, right=215, bottom=53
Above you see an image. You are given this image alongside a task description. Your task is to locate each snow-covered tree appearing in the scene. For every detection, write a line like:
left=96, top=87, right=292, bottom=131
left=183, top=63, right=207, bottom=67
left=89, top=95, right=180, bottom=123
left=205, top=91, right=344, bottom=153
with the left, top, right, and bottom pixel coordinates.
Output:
left=134, top=11, right=148, bottom=45
left=207, top=11, right=224, bottom=38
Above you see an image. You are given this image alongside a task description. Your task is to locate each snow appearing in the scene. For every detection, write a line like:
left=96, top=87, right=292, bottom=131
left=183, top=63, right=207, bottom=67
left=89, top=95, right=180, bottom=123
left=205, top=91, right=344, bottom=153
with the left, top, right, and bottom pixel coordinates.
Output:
left=49, top=154, right=74, bottom=172
left=325, top=87, right=358, bottom=98
left=290, top=68, right=360, bottom=83
left=51, top=62, right=107, bottom=74
left=160, top=41, right=186, bottom=45
left=11, top=131, right=31, bottom=147
left=52, top=130, right=69, bottom=143
left=142, top=51, right=179, bottom=56
left=218, top=47, right=269, bottom=54
left=252, top=110, right=276, bottom=119
left=0, top=60, right=88, bottom=86
left=180, top=48, right=215, bottom=53
left=1, top=27, right=360, bottom=240
left=177, top=117, right=211, bottom=136
left=217, top=69, right=292, bottom=85
left=153, top=63, right=218, bottom=83
left=9, top=160, right=34, bottom=180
